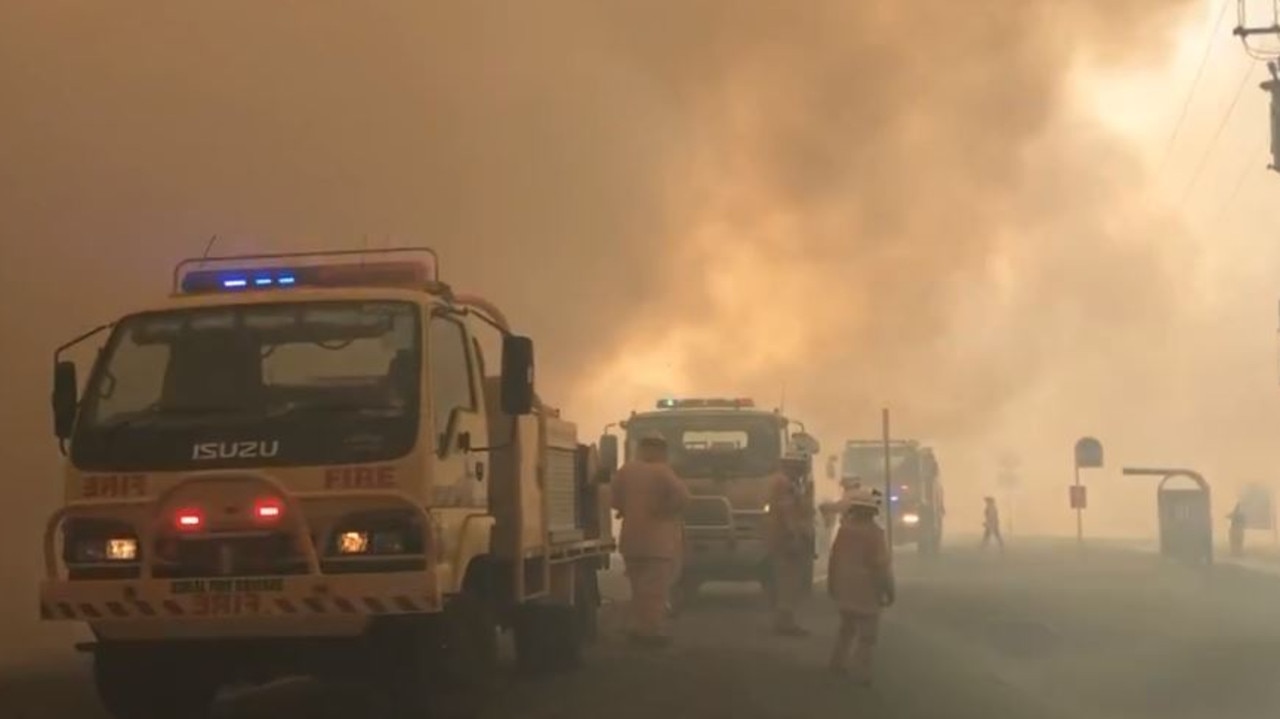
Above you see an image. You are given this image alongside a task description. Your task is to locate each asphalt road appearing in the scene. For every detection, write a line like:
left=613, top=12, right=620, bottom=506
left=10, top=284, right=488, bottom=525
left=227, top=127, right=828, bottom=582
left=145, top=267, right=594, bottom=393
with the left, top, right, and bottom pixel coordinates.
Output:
left=5, top=539, right=1280, bottom=719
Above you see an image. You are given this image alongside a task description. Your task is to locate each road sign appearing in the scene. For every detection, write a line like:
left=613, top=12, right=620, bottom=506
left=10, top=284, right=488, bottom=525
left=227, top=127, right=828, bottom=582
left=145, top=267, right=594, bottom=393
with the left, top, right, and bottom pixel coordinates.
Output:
left=1074, top=437, right=1104, bottom=468
left=1069, top=485, right=1087, bottom=510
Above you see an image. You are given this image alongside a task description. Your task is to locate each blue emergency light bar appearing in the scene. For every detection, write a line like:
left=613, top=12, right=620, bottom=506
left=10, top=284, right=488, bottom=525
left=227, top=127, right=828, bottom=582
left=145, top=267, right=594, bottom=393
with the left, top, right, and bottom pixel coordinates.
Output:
left=655, top=397, right=756, bottom=409
left=172, top=246, right=440, bottom=295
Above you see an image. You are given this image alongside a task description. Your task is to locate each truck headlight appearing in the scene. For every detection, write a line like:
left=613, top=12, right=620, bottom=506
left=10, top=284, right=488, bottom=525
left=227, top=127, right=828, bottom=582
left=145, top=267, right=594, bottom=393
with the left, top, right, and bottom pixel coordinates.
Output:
left=330, top=511, right=420, bottom=556
left=70, top=537, right=138, bottom=562
left=901, top=513, right=920, bottom=526
left=335, top=529, right=409, bottom=555
left=337, top=531, right=370, bottom=554
left=63, top=519, right=140, bottom=564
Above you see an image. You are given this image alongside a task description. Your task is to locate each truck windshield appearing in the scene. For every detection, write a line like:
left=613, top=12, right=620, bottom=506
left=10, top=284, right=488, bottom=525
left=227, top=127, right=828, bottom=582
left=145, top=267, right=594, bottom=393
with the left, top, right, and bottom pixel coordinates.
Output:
left=625, top=414, right=781, bottom=478
left=842, top=445, right=919, bottom=485
left=70, top=300, right=421, bottom=471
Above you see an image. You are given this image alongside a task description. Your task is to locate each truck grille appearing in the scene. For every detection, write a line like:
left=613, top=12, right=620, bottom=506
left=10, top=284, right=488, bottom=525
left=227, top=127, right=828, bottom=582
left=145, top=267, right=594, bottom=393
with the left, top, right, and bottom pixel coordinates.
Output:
left=730, top=511, right=765, bottom=539
left=153, top=533, right=308, bottom=578
left=685, top=497, right=732, bottom=527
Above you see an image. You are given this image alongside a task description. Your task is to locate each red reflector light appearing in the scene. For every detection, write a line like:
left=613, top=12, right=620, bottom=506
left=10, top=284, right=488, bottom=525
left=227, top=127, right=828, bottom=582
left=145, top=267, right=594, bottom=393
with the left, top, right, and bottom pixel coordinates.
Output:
left=175, top=509, right=204, bottom=530
left=253, top=498, right=284, bottom=521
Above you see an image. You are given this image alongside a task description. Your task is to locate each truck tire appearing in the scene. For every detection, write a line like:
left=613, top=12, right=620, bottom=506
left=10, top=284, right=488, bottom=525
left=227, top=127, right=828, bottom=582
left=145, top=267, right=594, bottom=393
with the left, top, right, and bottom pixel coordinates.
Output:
left=93, top=645, right=220, bottom=719
left=376, top=592, right=497, bottom=719
left=575, top=567, right=601, bottom=645
left=512, top=602, right=582, bottom=676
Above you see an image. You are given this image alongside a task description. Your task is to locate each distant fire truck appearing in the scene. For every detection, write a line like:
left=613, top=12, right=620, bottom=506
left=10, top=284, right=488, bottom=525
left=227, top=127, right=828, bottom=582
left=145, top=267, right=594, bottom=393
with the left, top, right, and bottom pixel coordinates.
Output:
left=40, top=247, right=614, bottom=719
left=599, top=397, right=821, bottom=605
left=826, top=439, right=944, bottom=554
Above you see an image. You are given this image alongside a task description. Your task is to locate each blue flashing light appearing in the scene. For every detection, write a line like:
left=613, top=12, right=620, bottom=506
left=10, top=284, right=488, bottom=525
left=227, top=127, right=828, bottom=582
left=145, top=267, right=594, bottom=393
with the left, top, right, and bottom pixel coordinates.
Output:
left=211, top=272, right=298, bottom=291
left=182, top=260, right=428, bottom=294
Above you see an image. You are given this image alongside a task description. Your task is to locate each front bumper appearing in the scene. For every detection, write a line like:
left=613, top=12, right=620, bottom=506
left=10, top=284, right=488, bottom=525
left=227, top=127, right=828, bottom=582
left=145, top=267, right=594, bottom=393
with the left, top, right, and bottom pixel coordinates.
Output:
left=41, top=475, right=442, bottom=638
left=40, top=570, right=440, bottom=623
left=682, top=498, right=771, bottom=581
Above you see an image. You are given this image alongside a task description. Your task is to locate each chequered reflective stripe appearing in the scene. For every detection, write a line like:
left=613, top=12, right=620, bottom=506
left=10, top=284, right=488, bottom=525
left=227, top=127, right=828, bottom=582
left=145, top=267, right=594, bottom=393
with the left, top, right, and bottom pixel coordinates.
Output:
left=42, top=595, right=438, bottom=620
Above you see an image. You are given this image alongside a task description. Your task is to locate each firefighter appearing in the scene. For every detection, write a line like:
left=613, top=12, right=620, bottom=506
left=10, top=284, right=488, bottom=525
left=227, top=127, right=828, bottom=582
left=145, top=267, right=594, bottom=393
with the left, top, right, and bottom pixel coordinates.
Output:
left=1227, top=502, right=1247, bottom=557
left=981, top=496, right=1003, bottom=551
left=611, top=430, right=691, bottom=647
left=827, top=487, right=894, bottom=686
left=819, top=474, right=863, bottom=530
left=765, top=451, right=817, bottom=637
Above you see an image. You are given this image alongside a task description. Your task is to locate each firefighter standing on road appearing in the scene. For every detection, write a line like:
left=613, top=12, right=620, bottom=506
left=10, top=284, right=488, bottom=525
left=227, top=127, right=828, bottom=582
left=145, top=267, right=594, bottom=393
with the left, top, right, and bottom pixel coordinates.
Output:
left=981, top=496, right=1004, bottom=551
left=611, top=431, right=692, bottom=647
left=819, top=474, right=863, bottom=530
left=766, top=451, right=817, bottom=637
left=827, top=487, right=894, bottom=686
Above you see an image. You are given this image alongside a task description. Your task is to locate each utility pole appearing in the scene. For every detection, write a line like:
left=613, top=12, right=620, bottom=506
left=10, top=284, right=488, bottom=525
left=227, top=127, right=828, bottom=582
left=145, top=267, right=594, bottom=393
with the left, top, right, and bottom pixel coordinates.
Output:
left=882, top=408, right=893, bottom=547
left=1234, top=7, right=1280, bottom=171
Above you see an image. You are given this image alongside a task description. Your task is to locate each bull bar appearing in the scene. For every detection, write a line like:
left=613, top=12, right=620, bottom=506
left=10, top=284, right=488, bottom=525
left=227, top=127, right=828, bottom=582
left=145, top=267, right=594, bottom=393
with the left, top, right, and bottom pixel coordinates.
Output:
left=40, top=473, right=443, bottom=622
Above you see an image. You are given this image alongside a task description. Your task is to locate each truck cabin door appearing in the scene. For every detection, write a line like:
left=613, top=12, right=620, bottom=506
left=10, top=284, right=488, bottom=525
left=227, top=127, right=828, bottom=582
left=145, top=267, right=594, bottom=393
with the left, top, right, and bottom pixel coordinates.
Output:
left=426, top=314, right=488, bottom=508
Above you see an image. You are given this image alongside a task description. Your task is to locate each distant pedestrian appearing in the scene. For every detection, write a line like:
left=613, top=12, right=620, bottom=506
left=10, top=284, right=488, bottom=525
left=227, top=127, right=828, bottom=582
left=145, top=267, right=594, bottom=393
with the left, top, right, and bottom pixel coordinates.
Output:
left=826, top=487, right=894, bottom=686
left=1227, top=503, right=1246, bottom=557
left=981, top=497, right=1003, bottom=551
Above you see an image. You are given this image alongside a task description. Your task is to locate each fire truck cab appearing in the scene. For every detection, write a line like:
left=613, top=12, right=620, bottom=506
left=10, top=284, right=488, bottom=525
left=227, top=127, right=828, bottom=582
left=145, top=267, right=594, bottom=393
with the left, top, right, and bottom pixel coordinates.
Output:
left=598, top=398, right=821, bottom=605
left=41, top=247, right=614, bottom=719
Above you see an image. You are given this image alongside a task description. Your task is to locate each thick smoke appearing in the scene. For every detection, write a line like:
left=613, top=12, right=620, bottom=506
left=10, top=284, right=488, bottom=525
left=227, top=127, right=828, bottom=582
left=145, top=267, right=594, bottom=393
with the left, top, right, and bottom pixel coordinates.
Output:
left=0, top=0, right=1227, bottom=656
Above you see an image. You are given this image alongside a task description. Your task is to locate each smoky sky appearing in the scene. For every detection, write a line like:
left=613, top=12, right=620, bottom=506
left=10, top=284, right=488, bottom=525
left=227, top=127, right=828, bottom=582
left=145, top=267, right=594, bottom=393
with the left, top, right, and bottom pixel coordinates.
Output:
left=0, top=0, right=1224, bottom=640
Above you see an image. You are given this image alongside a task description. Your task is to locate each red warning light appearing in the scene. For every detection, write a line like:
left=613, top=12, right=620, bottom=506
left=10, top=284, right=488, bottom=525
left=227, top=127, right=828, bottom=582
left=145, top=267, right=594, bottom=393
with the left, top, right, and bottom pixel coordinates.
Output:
left=253, top=498, right=284, bottom=521
left=174, top=508, right=204, bottom=531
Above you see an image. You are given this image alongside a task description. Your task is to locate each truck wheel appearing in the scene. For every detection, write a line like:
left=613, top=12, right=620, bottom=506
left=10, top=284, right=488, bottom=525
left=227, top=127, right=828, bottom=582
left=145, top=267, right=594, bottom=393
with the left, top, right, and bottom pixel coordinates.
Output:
left=575, top=568, right=601, bottom=645
left=377, top=592, right=497, bottom=719
left=513, top=602, right=582, bottom=676
left=94, top=645, right=219, bottom=719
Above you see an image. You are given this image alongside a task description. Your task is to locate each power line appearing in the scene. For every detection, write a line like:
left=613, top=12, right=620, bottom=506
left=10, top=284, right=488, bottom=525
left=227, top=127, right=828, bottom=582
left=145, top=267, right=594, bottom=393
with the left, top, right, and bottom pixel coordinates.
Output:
left=1160, top=0, right=1235, bottom=171
left=1180, top=58, right=1260, bottom=205
left=1211, top=135, right=1269, bottom=224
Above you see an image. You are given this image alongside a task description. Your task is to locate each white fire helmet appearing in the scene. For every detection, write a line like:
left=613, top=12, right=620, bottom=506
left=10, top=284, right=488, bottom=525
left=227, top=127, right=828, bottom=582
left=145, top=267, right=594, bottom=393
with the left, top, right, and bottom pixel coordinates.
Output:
left=844, top=487, right=883, bottom=511
left=840, top=474, right=863, bottom=490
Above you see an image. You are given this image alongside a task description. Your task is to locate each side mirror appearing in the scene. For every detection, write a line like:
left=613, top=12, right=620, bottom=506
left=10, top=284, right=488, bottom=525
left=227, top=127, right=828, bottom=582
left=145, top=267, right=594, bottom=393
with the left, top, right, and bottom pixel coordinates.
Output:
left=599, top=434, right=619, bottom=475
left=499, top=335, right=535, bottom=416
left=791, top=431, right=820, bottom=455
left=825, top=454, right=837, bottom=480
left=53, top=360, right=79, bottom=440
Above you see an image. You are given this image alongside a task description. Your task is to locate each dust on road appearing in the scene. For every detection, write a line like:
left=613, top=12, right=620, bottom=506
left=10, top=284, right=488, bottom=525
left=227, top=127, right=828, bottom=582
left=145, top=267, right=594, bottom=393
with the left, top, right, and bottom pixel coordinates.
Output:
left=5, top=543, right=1280, bottom=719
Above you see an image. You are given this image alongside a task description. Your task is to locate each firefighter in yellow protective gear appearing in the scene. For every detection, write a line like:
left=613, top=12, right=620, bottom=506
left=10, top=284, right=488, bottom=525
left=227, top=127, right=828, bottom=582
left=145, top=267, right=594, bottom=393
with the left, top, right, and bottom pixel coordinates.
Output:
left=819, top=474, right=863, bottom=530
left=765, top=451, right=817, bottom=636
left=827, top=487, right=894, bottom=686
left=611, top=430, right=692, bottom=647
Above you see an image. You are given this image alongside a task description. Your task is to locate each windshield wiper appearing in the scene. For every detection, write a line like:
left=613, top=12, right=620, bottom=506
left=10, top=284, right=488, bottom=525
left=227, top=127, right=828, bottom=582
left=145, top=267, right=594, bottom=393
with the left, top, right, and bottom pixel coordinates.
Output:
left=102, top=405, right=264, bottom=432
left=266, top=403, right=405, bottom=417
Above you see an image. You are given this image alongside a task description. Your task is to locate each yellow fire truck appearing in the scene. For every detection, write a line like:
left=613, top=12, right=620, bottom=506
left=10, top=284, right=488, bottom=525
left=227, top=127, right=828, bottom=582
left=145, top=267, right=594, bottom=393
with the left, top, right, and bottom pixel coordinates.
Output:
left=40, top=247, right=614, bottom=719
left=599, top=398, right=821, bottom=607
